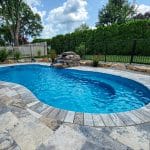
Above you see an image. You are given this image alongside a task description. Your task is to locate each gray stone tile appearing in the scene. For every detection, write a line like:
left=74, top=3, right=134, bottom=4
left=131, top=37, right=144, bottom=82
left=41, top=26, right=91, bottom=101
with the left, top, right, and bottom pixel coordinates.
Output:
left=110, top=114, right=125, bottom=126
left=0, top=102, right=9, bottom=115
left=81, top=141, right=104, bottom=150
left=40, top=107, right=54, bottom=116
left=36, top=144, right=56, bottom=150
left=92, top=114, right=105, bottom=127
left=76, top=125, right=132, bottom=150
left=100, top=114, right=116, bottom=126
left=74, top=113, right=84, bottom=125
left=47, top=108, right=60, bottom=119
left=30, top=102, right=48, bottom=114
left=0, top=132, right=21, bottom=150
left=10, top=99, right=26, bottom=109
left=136, top=122, right=150, bottom=134
left=138, top=108, right=150, bottom=119
left=55, top=109, right=68, bottom=122
left=132, top=110, right=150, bottom=122
left=117, top=113, right=136, bottom=126
left=39, top=117, right=62, bottom=131
left=20, top=95, right=37, bottom=104
left=64, top=111, right=75, bottom=123
left=10, top=105, right=31, bottom=118
left=124, top=112, right=144, bottom=124
left=84, top=113, right=94, bottom=126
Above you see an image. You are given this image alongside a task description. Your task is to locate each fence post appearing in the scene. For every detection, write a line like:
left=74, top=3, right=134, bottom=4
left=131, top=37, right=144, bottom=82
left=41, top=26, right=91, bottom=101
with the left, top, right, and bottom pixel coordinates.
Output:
left=30, top=44, right=32, bottom=61
left=44, top=43, right=45, bottom=56
left=130, top=40, right=136, bottom=64
left=104, top=41, right=107, bottom=62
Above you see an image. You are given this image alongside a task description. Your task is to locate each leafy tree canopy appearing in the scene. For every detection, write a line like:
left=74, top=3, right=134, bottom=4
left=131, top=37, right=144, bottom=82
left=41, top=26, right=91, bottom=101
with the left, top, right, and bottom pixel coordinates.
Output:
left=0, top=0, right=43, bottom=46
left=97, top=0, right=135, bottom=26
left=74, top=23, right=89, bottom=32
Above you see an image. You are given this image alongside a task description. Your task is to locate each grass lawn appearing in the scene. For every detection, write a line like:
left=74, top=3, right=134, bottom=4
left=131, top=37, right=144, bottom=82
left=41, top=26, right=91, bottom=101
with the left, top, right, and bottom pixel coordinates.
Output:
left=83, top=55, right=150, bottom=64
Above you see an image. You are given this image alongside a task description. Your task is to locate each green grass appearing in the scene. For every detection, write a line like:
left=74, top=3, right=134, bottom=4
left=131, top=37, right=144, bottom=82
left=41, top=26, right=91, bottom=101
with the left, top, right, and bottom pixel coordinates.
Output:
left=83, top=55, right=150, bottom=64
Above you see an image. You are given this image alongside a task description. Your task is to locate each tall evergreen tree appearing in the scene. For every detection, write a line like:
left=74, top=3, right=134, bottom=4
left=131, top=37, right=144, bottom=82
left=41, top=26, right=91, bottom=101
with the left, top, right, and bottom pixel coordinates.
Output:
left=97, top=0, right=135, bottom=26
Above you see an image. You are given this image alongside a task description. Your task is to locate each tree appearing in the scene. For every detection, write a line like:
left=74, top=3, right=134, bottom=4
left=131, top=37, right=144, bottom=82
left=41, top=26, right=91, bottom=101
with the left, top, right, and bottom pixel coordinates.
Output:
left=0, top=25, right=28, bottom=45
left=0, top=25, right=12, bottom=45
left=97, top=0, right=135, bottom=26
left=133, top=12, right=150, bottom=20
left=75, top=23, right=89, bottom=32
left=0, top=0, right=43, bottom=46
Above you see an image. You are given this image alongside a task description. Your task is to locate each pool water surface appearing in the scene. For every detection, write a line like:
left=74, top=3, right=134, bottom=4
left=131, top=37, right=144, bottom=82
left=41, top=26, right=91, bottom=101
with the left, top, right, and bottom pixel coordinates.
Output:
left=0, top=64, right=149, bottom=113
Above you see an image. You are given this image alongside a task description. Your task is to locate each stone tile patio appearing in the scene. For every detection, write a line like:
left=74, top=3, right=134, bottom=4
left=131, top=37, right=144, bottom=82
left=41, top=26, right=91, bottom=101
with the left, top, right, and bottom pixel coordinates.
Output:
left=0, top=63, right=150, bottom=150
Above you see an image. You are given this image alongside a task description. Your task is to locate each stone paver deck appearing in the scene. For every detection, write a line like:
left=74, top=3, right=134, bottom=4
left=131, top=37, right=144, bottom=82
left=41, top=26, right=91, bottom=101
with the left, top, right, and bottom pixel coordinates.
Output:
left=0, top=63, right=150, bottom=150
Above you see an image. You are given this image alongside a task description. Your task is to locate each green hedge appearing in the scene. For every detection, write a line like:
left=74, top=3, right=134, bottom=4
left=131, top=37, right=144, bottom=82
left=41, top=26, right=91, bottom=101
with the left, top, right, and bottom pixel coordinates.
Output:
left=33, top=20, right=150, bottom=56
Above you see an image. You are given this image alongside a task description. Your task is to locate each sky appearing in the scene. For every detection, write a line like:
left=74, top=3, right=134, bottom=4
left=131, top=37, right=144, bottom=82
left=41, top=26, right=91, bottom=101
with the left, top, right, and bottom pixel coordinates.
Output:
left=24, top=0, right=150, bottom=39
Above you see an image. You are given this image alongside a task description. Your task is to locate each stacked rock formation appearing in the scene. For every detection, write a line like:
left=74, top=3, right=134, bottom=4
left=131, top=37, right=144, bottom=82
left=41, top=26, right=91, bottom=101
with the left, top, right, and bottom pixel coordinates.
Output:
left=53, top=51, right=80, bottom=68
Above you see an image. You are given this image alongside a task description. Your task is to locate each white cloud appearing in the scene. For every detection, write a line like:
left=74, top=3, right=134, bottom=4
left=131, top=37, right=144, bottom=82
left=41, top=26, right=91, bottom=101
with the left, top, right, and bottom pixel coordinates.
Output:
left=41, top=0, right=88, bottom=38
left=136, top=4, right=150, bottom=14
left=24, top=0, right=88, bottom=38
left=24, top=0, right=41, bottom=7
left=24, top=0, right=45, bottom=19
left=31, top=7, right=46, bottom=22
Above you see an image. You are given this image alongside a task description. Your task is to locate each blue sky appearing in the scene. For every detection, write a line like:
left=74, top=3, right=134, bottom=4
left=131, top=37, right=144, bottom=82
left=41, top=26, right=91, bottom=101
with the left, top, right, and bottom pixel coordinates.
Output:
left=25, top=0, right=150, bottom=39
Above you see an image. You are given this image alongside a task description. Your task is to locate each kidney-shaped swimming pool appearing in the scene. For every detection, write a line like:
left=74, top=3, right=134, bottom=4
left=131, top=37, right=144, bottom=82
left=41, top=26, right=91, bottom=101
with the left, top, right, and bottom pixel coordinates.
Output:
left=0, top=64, right=149, bottom=113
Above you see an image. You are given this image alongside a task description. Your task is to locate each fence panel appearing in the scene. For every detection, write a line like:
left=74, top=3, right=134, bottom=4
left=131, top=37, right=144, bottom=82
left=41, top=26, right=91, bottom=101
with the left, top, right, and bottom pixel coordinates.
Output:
left=83, top=39, right=150, bottom=65
left=0, top=42, right=47, bottom=58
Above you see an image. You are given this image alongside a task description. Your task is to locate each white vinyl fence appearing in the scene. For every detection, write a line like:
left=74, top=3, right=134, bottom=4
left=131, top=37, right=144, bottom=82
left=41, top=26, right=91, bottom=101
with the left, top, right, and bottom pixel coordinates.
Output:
left=0, top=42, right=47, bottom=58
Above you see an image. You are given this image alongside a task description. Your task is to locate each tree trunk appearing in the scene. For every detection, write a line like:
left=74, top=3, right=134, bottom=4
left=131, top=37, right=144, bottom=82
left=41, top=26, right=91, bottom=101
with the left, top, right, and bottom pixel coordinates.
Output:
left=14, top=20, right=20, bottom=46
left=14, top=33, right=19, bottom=46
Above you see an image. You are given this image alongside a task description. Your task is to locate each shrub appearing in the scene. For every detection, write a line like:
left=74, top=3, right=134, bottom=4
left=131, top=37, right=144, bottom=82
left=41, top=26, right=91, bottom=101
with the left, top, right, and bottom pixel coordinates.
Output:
left=0, top=49, right=8, bottom=62
left=49, top=49, right=57, bottom=63
left=14, top=51, right=21, bottom=61
left=75, top=42, right=86, bottom=58
left=92, top=55, right=99, bottom=67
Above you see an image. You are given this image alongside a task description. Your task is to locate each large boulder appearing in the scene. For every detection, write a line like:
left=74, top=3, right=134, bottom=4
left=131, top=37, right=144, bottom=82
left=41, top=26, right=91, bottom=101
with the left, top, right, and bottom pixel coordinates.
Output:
left=53, top=51, right=80, bottom=68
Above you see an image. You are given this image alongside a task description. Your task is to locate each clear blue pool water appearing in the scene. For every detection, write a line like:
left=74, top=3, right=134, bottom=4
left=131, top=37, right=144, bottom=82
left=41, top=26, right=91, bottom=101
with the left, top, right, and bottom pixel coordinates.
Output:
left=0, top=64, right=150, bottom=113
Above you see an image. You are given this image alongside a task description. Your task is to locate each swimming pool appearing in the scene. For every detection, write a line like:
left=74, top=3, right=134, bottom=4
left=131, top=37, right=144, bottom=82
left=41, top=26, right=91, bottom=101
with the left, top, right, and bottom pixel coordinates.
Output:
left=0, top=64, right=149, bottom=113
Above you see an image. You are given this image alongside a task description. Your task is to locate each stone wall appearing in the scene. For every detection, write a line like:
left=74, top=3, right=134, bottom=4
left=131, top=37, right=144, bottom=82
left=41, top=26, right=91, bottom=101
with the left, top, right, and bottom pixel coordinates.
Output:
left=80, top=60, right=150, bottom=74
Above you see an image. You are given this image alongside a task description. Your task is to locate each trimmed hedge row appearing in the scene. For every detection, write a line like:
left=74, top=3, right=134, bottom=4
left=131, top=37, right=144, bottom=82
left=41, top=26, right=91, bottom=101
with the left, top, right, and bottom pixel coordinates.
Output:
left=33, top=20, right=150, bottom=56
